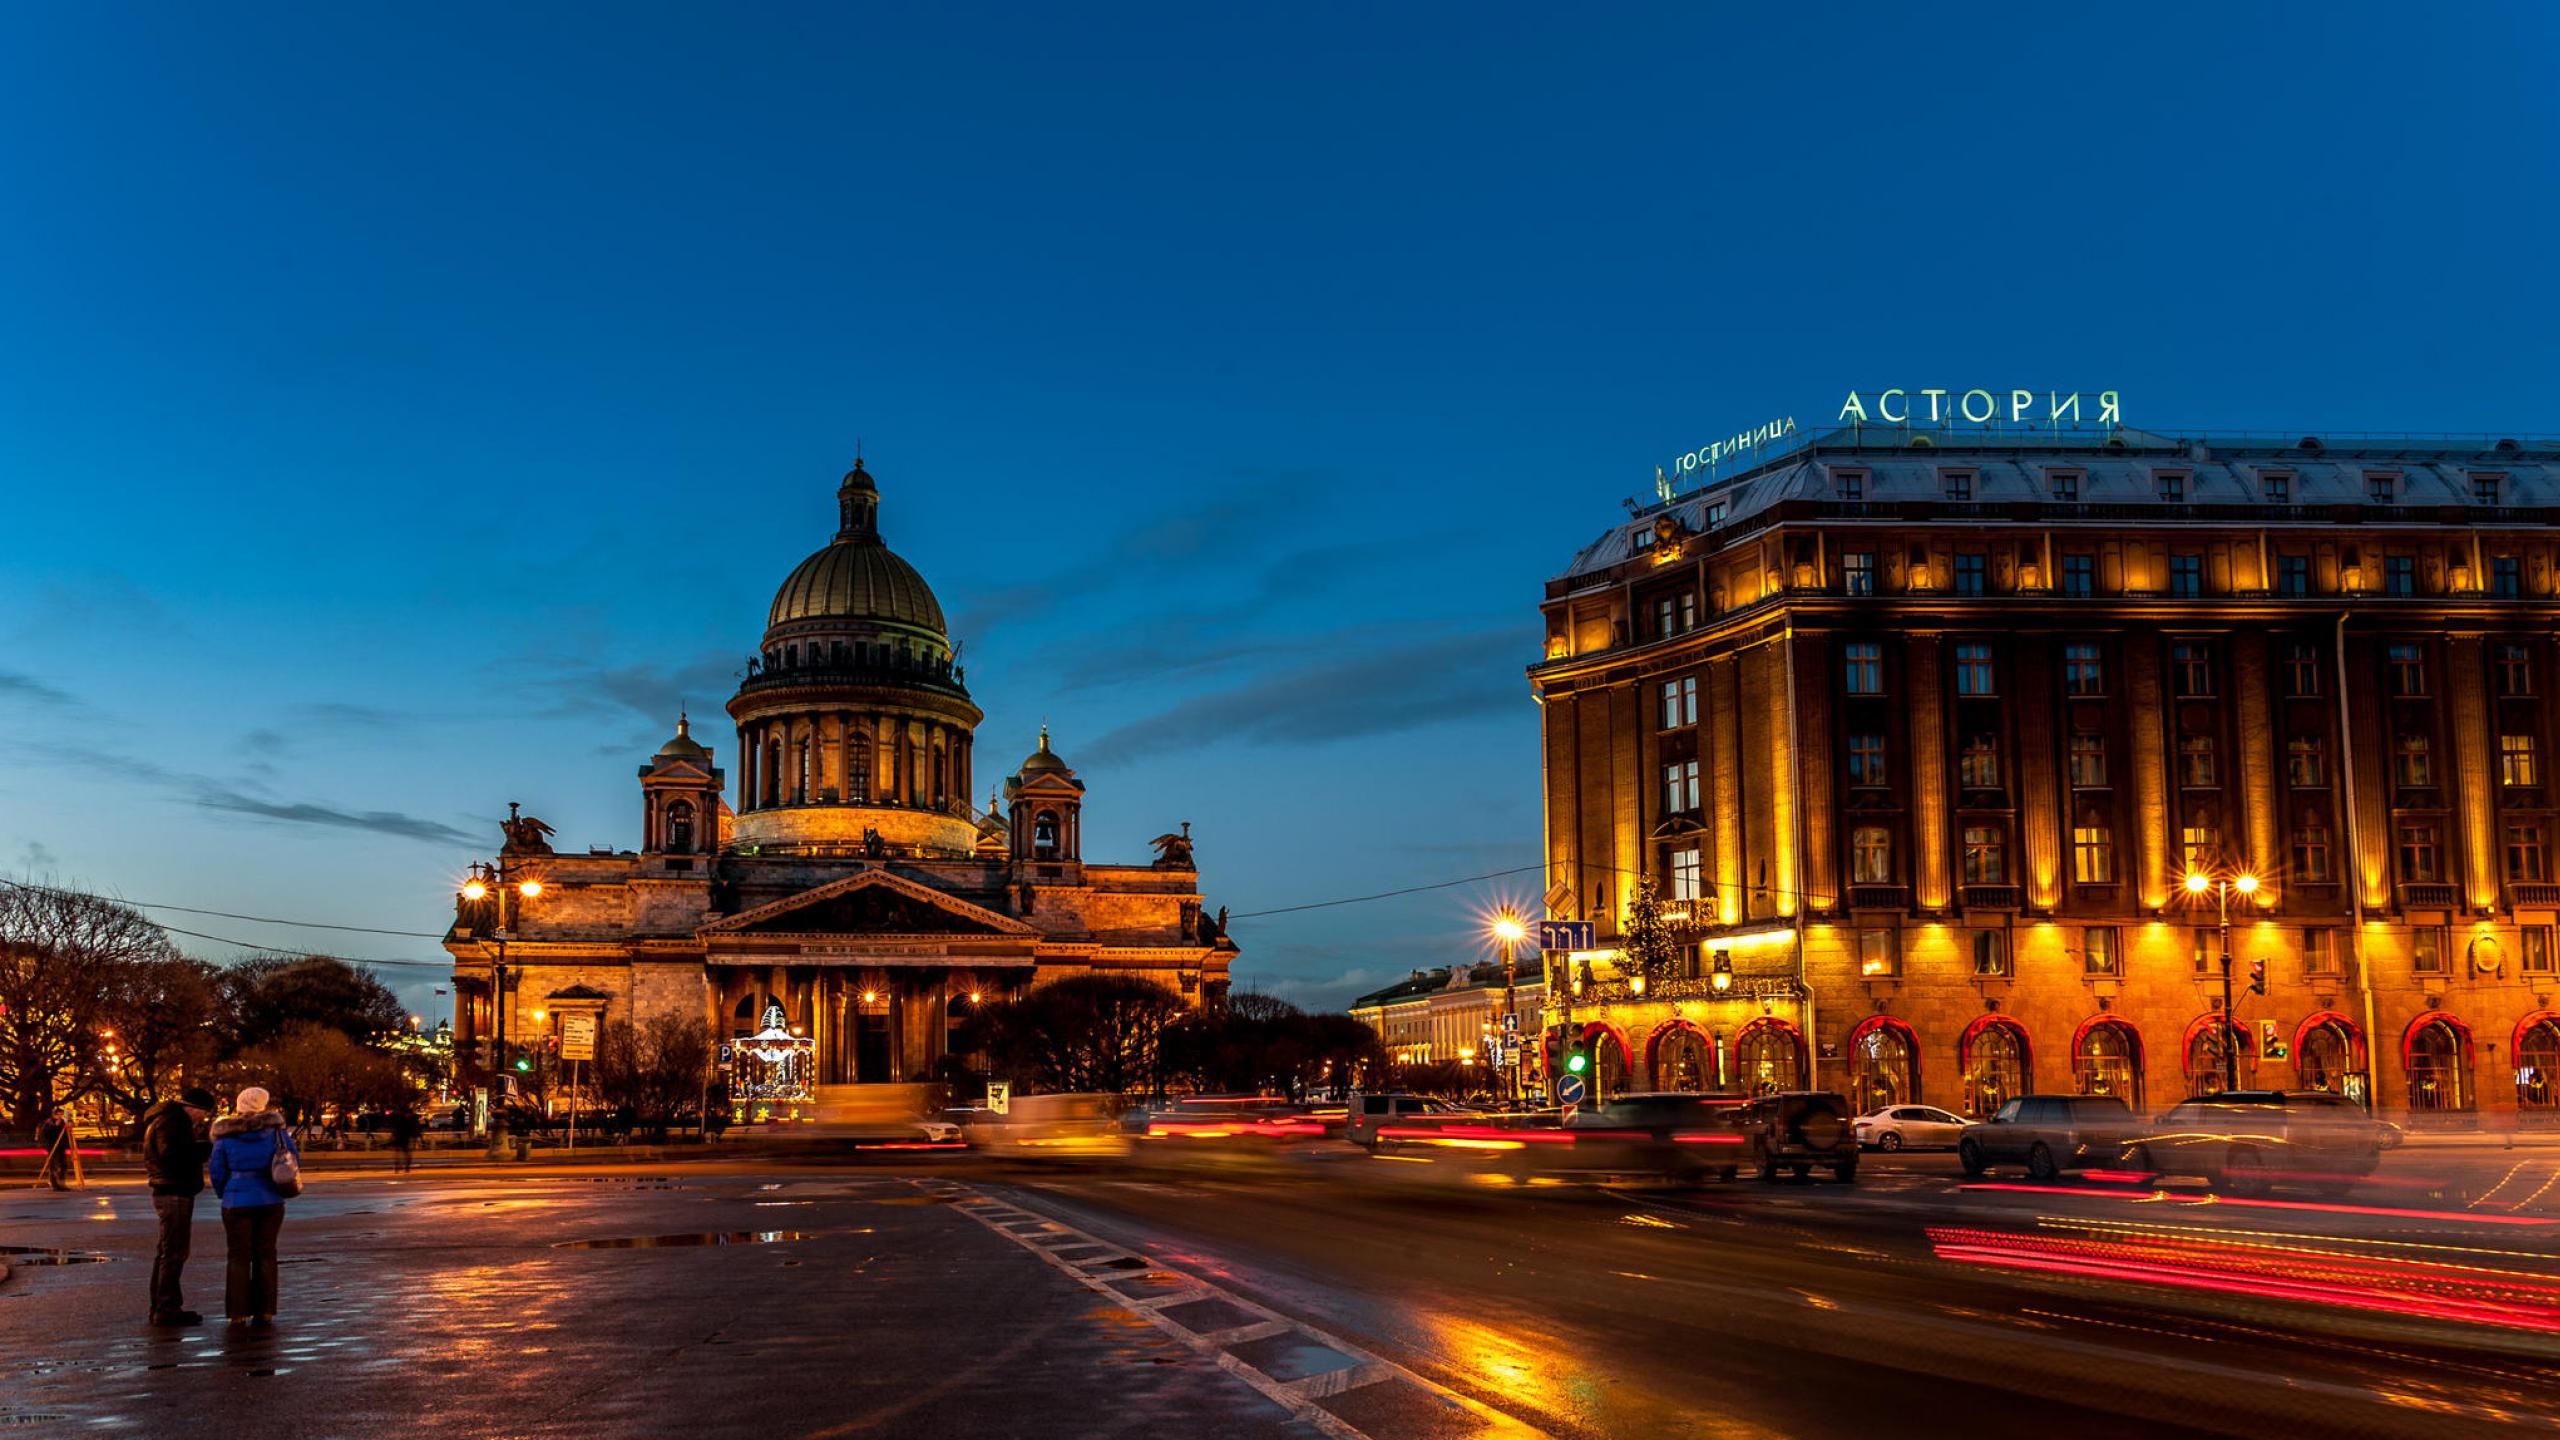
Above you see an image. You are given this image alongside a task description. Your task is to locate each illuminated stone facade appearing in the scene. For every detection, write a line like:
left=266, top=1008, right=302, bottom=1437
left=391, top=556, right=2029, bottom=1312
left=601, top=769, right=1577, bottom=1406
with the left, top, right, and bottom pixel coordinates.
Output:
left=444, top=462, right=1236, bottom=1101
left=1350, top=965, right=1548, bottom=1069
left=1534, top=426, right=2560, bottom=1124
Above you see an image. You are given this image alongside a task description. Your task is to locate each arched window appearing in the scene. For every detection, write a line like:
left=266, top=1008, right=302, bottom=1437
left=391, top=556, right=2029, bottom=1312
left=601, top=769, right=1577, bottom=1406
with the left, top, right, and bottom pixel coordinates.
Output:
left=2184, top=1017, right=2251, bottom=1098
left=762, top=740, right=782, bottom=806
left=2517, top=1015, right=2560, bottom=1113
left=2072, top=1018, right=2144, bottom=1110
left=1585, top=1024, right=1633, bottom=1096
left=932, top=741, right=948, bottom=809
left=1846, top=1016, right=1919, bottom=1112
left=666, top=800, right=696, bottom=855
left=846, top=736, right=872, bottom=803
left=1732, top=1017, right=1805, bottom=1097
left=2294, top=1013, right=2364, bottom=1101
left=2405, top=1014, right=2474, bottom=1113
left=1648, top=1022, right=1714, bottom=1093
left=1958, top=1016, right=2031, bottom=1117
left=1033, top=810, right=1060, bottom=860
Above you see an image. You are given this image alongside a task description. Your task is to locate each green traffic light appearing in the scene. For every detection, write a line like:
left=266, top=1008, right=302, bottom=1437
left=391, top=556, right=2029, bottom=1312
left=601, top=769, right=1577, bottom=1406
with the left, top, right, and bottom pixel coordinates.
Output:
left=514, top=1058, right=532, bottom=1072
left=1566, top=1053, right=1588, bottom=1075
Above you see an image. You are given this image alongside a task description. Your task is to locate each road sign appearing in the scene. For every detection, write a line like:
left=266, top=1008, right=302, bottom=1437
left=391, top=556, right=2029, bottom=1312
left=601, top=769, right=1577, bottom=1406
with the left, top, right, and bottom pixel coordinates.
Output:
left=1556, top=1073, right=1587, bottom=1105
left=1541, top=883, right=1574, bottom=916
left=1537, top=920, right=1595, bottom=952
left=559, top=1013, right=598, bottom=1062
left=986, top=1081, right=1011, bottom=1116
left=1500, top=1011, right=1519, bottom=1033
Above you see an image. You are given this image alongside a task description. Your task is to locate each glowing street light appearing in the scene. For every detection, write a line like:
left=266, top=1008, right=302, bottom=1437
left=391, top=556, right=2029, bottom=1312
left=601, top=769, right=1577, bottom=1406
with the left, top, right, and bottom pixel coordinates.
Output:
left=2183, top=861, right=2263, bottom=1092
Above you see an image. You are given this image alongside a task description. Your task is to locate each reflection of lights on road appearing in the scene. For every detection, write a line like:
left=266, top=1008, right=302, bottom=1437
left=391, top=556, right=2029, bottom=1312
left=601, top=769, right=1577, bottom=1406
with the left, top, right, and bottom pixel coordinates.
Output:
left=1957, top=1183, right=2560, bottom=1228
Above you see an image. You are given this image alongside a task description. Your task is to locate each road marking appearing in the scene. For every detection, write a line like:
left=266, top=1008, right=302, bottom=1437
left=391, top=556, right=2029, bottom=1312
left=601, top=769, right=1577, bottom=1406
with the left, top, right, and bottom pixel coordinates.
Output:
left=924, top=1179, right=1541, bottom=1440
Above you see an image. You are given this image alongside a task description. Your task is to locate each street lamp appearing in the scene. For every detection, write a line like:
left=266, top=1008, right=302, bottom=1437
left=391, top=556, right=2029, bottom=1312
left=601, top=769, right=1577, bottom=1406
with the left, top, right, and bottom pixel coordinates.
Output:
left=460, top=860, right=547, bottom=1148
left=2184, top=862, right=2260, bottom=1092
left=1490, top=910, right=1527, bottom=1104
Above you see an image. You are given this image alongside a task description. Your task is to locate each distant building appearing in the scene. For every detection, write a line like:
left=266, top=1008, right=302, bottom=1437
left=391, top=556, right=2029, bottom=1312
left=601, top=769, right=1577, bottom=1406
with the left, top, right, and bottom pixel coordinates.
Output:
left=1533, top=420, right=2560, bottom=1125
left=444, top=461, right=1235, bottom=1112
left=1350, top=964, right=1546, bottom=1070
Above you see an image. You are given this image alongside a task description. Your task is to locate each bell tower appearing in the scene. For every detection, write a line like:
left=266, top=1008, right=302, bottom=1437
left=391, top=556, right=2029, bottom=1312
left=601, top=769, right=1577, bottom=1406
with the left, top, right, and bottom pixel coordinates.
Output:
left=640, top=713, right=724, bottom=860
left=1007, top=727, right=1086, bottom=884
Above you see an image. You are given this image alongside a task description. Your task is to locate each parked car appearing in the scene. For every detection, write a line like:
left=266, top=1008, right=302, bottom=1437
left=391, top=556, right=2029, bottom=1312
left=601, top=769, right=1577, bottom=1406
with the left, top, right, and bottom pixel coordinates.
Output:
left=1735, top=1091, right=1859, bottom=1182
left=1346, top=1092, right=1464, bottom=1148
left=2128, top=1090, right=2401, bottom=1196
left=1853, top=1104, right=1969, bottom=1151
left=1958, top=1094, right=2136, bottom=1181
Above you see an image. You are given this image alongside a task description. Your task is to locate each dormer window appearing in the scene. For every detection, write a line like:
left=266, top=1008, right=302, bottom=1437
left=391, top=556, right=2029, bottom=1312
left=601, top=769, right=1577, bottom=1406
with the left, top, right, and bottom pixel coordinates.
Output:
left=1632, top=528, right=1656, bottom=552
left=2473, top=473, right=2505, bottom=505
left=2261, top=471, right=2291, bottom=503
left=2048, top=469, right=2081, bottom=502
left=2155, top=470, right=2187, bottom=503
left=2367, top=472, right=2397, bottom=503
left=1942, top=469, right=1974, bottom=501
left=1836, top=468, right=1867, bottom=501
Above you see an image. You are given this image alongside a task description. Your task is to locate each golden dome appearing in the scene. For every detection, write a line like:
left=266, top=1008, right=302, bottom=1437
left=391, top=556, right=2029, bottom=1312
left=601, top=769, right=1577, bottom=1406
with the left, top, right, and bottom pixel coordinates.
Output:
left=766, top=539, right=947, bottom=635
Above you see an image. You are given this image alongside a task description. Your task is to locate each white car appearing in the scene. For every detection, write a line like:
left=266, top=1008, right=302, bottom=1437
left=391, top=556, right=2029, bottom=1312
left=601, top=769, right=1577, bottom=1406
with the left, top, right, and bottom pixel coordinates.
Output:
left=1854, top=1105, right=1968, bottom=1151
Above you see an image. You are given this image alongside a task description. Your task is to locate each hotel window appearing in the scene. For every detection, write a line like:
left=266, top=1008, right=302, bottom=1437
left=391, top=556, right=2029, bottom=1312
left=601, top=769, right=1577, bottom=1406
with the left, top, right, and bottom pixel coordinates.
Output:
left=2474, top=474, right=2503, bottom=505
left=1954, top=553, right=1986, bottom=596
left=2083, top=927, right=2119, bottom=976
left=2367, top=473, right=2396, bottom=503
left=2068, top=734, right=2108, bottom=789
left=2277, top=554, right=2310, bottom=597
left=1843, top=551, right=1876, bottom=596
left=1669, top=847, right=1704, bottom=901
left=1961, top=825, right=2007, bottom=884
left=2169, top=554, right=2203, bottom=598
left=2509, top=823, right=2548, bottom=883
left=1954, top=642, right=1995, bottom=696
left=1654, top=592, right=1698, bottom=638
left=2503, top=733, right=2541, bottom=787
left=2192, top=928, right=2216, bottom=976
left=1659, top=676, right=1698, bottom=729
left=2527, top=927, right=2555, bottom=975
left=1662, top=759, right=1701, bottom=814
left=1851, top=826, right=1894, bottom=885
left=2286, top=641, right=2323, bottom=696
left=2395, top=733, right=2433, bottom=788
left=1703, top=502, right=1726, bottom=526
left=1858, top=930, right=1897, bottom=978
left=2050, top=470, right=2080, bottom=501
left=1943, top=469, right=1973, bottom=501
left=2397, top=821, right=2443, bottom=884
left=2063, top=642, right=2103, bottom=696
left=2178, top=734, right=2218, bottom=787
left=2072, top=820, right=2115, bottom=883
left=2287, top=735, right=2326, bottom=788
left=2384, top=555, right=2415, bottom=596
left=1843, top=642, right=1884, bottom=695
left=1847, top=733, right=1887, bottom=787
left=1959, top=733, right=2000, bottom=790
left=2494, top=556, right=2522, bottom=598
left=2412, top=928, right=2445, bottom=974
left=2305, top=927, right=2341, bottom=976
left=2157, top=471, right=2186, bottom=503
left=1837, top=469, right=1866, bottom=501
left=2182, top=820, right=2221, bottom=874
left=2263, top=472, right=2291, bottom=503
left=2172, top=641, right=2213, bottom=696
left=1632, top=527, right=1656, bottom=553
left=2388, top=643, right=2426, bottom=695
left=1972, top=931, right=2008, bottom=977
left=2498, top=644, right=2534, bottom=696
left=2293, top=817, right=2333, bottom=881
left=2061, top=554, right=2094, bottom=597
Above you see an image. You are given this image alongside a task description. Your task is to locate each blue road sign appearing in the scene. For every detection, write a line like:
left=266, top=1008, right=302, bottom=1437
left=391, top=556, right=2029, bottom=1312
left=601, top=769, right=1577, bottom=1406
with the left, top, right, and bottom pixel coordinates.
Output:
left=1556, top=1073, right=1587, bottom=1105
left=1537, top=920, right=1595, bottom=952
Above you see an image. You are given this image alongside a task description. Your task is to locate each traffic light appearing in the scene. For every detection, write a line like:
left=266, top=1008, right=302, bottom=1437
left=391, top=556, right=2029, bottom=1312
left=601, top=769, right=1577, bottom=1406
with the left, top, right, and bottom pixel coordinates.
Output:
left=2247, top=957, right=2267, bottom=995
left=471, top=1038, right=494, bottom=1071
left=1564, top=1041, right=1590, bottom=1077
left=513, top=1054, right=533, bottom=1074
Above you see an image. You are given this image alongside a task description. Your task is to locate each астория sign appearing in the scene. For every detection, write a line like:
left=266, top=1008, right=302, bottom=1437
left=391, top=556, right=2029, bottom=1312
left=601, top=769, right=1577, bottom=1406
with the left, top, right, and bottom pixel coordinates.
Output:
left=1837, top=389, right=2121, bottom=427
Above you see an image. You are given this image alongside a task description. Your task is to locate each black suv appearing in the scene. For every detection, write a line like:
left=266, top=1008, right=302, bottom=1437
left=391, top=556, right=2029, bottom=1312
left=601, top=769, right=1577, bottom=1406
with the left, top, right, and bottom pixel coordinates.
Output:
left=1958, top=1094, right=2135, bottom=1181
left=1735, top=1091, right=1858, bottom=1182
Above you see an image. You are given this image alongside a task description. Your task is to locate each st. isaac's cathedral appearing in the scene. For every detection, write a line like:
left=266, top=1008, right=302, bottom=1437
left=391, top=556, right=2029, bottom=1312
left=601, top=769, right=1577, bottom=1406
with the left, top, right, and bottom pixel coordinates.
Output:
left=443, top=460, right=1237, bottom=1107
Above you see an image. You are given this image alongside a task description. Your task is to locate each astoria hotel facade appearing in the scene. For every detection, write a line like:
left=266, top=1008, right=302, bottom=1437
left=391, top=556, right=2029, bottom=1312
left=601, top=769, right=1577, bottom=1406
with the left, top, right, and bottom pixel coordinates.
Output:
left=1533, top=406, right=2560, bottom=1125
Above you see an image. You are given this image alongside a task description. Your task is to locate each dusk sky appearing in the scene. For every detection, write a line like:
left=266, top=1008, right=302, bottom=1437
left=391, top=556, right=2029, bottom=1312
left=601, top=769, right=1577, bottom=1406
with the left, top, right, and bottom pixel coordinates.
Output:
left=3, top=5, right=2554, bottom=1019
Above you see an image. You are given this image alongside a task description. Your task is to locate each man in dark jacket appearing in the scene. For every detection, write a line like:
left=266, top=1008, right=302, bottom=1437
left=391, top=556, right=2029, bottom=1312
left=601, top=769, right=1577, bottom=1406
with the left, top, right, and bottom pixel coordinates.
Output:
left=141, top=1087, right=217, bottom=1326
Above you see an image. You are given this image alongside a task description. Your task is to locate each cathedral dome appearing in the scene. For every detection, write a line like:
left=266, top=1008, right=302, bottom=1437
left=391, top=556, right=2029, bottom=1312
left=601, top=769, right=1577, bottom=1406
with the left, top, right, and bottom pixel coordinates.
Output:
left=763, top=459, right=948, bottom=637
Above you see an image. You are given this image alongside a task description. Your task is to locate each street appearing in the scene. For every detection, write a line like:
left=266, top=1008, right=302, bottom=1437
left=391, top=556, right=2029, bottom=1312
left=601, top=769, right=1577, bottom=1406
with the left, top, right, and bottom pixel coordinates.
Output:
left=7, top=1142, right=2559, bottom=1438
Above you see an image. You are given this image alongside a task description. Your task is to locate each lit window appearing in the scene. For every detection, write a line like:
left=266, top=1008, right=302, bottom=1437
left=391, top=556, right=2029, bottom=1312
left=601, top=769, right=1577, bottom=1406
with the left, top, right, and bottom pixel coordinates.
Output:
left=2191, top=928, right=2216, bottom=975
left=2527, top=928, right=2555, bottom=974
left=1659, top=677, right=1698, bottom=729
left=2068, top=734, right=2108, bottom=789
left=1670, top=847, right=1704, bottom=900
left=2063, top=643, right=2103, bottom=696
left=1843, top=642, right=1884, bottom=695
left=2071, top=822, right=2114, bottom=883
left=1959, top=733, right=1999, bottom=790
left=2083, top=927, right=2119, bottom=976
left=2181, top=820, right=2220, bottom=874
left=2504, top=734, right=2541, bottom=787
left=1954, top=642, right=1995, bottom=696
left=2287, top=735, right=2325, bottom=788
left=1858, top=930, right=1897, bottom=977
left=2411, top=927, right=2445, bottom=972
left=1847, top=733, right=1887, bottom=787
left=1972, top=931, right=2008, bottom=977
left=1662, top=760, right=1701, bottom=814
left=1851, top=826, right=1894, bottom=884
left=1843, top=552, right=1875, bottom=597
left=1961, top=825, right=2006, bottom=885
left=2305, top=928, right=2340, bottom=975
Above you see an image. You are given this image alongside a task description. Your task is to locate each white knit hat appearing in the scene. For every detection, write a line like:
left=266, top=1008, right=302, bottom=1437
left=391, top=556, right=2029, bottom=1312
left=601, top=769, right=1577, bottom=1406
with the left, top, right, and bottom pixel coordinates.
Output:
left=235, top=1086, right=271, bottom=1115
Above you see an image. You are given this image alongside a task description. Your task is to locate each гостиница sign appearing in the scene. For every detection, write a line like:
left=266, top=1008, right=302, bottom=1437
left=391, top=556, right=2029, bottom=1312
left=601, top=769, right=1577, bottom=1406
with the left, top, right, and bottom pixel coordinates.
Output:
left=1658, top=389, right=2124, bottom=498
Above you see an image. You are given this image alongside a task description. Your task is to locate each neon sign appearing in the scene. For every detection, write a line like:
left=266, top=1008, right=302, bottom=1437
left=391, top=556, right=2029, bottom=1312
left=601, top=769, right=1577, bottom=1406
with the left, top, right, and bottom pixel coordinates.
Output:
left=1837, top=389, right=2121, bottom=427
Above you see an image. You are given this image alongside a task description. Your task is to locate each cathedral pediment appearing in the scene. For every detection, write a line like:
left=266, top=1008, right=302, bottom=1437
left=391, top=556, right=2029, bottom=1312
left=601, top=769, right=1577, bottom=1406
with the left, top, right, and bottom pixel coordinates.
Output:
left=701, top=868, right=1035, bottom=938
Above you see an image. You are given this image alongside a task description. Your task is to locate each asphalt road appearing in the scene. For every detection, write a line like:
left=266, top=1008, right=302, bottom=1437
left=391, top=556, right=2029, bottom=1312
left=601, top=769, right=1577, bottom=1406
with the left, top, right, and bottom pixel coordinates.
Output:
left=4, top=1142, right=2558, bottom=1439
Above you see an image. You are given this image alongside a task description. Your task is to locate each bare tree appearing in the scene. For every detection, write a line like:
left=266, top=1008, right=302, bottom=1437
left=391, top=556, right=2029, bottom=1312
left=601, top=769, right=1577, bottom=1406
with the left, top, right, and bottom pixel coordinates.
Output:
left=96, top=955, right=223, bottom=1117
left=0, top=881, right=176, bottom=1129
left=968, top=973, right=1190, bottom=1097
left=594, top=1014, right=713, bottom=1137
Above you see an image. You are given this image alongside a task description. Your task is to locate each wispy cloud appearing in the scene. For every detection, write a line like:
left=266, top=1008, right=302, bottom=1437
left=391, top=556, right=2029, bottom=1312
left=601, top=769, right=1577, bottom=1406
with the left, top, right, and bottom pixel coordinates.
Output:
left=192, top=784, right=476, bottom=846
left=0, top=670, right=77, bottom=706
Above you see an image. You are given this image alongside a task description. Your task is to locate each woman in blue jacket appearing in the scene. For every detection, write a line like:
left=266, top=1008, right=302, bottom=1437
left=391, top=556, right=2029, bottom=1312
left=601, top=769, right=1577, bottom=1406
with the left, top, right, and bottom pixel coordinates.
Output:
left=207, top=1086, right=296, bottom=1327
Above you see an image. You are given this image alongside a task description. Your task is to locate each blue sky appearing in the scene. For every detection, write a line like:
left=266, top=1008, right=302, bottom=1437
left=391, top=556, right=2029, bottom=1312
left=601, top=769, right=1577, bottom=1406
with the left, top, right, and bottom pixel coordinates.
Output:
left=2, top=5, right=2554, bottom=1017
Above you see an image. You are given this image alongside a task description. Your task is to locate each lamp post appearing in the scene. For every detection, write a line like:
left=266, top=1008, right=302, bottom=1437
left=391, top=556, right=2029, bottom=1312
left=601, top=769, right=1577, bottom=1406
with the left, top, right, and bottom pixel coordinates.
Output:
left=2183, top=863, right=2260, bottom=1093
left=1491, top=911, right=1526, bottom=1106
left=461, top=863, right=544, bottom=1146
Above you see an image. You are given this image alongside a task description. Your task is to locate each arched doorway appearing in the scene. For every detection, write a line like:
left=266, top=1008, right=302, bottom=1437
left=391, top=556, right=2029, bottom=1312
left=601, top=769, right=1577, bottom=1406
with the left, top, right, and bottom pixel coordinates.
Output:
left=1731, top=1017, right=1806, bottom=1096
left=2183, top=1015, right=2252, bottom=1098
left=2404, top=1013, right=2475, bottom=1114
left=2072, top=1017, right=2145, bottom=1110
left=1584, top=1023, right=1633, bottom=1097
left=1648, top=1021, right=1715, bottom=1093
left=2293, top=1012, right=2365, bottom=1103
left=2516, top=1014, right=2560, bottom=1117
left=1846, top=1016, right=1920, bottom=1113
left=1958, top=1015, right=2031, bottom=1117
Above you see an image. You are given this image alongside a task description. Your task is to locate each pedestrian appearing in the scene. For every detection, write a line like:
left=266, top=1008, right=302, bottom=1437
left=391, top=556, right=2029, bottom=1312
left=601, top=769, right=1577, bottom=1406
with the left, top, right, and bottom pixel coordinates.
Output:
left=208, top=1086, right=300, bottom=1328
left=34, top=1107, right=75, bottom=1190
left=388, top=1106, right=421, bottom=1173
left=141, top=1086, right=217, bottom=1326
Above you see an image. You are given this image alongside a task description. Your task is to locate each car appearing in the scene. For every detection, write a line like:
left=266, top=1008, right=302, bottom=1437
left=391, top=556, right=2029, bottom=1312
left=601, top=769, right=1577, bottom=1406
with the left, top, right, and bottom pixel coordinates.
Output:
left=1853, top=1104, right=1969, bottom=1151
left=2128, top=1090, right=2402, bottom=1196
left=1958, top=1094, right=2136, bottom=1181
left=1346, top=1092, right=1465, bottom=1148
left=1734, top=1091, right=1859, bottom=1182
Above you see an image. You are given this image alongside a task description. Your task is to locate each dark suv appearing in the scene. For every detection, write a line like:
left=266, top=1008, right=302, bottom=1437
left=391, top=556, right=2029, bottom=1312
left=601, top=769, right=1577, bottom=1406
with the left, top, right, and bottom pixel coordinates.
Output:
left=1735, top=1091, right=1858, bottom=1182
left=1959, top=1094, right=2135, bottom=1181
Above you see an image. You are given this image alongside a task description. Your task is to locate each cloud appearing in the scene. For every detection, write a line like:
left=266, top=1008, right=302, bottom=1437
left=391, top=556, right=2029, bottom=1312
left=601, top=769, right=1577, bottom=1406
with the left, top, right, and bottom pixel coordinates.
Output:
left=300, top=701, right=405, bottom=730
left=0, top=670, right=77, bottom=706
left=1080, top=624, right=1535, bottom=766
left=190, top=784, right=477, bottom=846
left=498, top=647, right=740, bottom=730
left=13, top=840, right=60, bottom=874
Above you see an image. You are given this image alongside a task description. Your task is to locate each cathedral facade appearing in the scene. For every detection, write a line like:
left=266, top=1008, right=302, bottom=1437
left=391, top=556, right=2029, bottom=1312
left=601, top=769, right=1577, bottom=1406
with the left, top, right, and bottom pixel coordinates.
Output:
left=443, top=460, right=1236, bottom=1106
